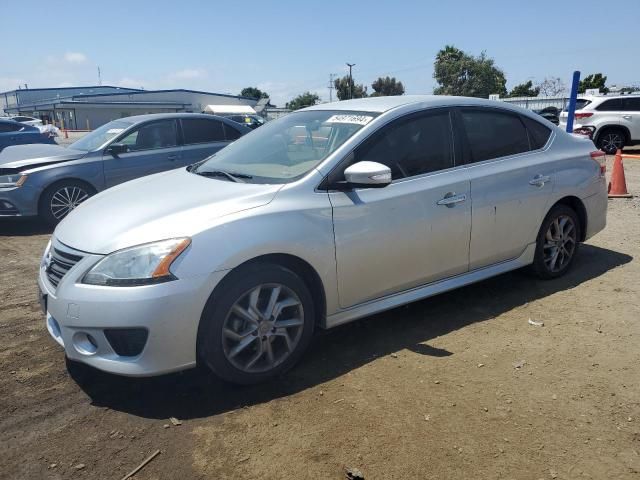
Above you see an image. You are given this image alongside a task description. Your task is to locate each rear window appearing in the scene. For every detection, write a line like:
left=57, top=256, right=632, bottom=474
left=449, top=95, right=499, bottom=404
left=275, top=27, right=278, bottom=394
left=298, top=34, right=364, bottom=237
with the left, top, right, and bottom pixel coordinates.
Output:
left=623, top=97, right=640, bottom=112
left=223, top=124, right=242, bottom=140
left=563, top=99, right=591, bottom=112
left=460, top=109, right=530, bottom=162
left=522, top=116, right=552, bottom=150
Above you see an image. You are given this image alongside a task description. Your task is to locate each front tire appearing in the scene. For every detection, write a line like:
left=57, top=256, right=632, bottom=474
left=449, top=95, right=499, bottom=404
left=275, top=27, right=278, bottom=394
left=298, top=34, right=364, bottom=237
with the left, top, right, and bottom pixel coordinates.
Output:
left=198, top=263, right=315, bottom=385
left=531, top=204, right=580, bottom=279
left=39, top=180, right=95, bottom=226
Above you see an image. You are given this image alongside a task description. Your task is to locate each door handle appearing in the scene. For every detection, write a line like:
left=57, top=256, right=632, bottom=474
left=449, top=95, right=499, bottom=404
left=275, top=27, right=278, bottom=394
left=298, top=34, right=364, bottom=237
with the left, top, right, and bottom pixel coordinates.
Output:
left=622, top=115, right=632, bottom=120
left=529, top=174, right=550, bottom=187
left=167, top=154, right=179, bottom=161
left=437, top=192, right=467, bottom=207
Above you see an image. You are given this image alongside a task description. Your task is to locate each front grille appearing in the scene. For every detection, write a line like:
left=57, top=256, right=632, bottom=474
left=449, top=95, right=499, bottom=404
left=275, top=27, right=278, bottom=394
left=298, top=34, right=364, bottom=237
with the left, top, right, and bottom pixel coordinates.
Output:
left=46, top=242, right=84, bottom=288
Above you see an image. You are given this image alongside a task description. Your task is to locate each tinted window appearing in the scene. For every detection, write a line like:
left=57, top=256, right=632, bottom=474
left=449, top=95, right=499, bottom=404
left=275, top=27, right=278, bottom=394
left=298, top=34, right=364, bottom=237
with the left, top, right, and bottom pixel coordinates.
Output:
left=563, top=99, right=591, bottom=112
left=0, top=122, right=21, bottom=133
left=223, top=123, right=242, bottom=140
left=182, top=118, right=225, bottom=144
left=461, top=109, right=529, bottom=162
left=355, top=110, right=453, bottom=180
left=596, top=99, right=623, bottom=111
left=623, top=97, right=640, bottom=112
left=522, top=116, right=552, bottom=150
left=118, top=120, right=177, bottom=151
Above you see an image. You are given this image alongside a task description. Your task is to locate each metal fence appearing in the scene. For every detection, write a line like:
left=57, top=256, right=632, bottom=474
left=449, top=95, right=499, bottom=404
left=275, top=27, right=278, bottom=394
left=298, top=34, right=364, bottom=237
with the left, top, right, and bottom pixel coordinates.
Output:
left=498, top=96, right=570, bottom=111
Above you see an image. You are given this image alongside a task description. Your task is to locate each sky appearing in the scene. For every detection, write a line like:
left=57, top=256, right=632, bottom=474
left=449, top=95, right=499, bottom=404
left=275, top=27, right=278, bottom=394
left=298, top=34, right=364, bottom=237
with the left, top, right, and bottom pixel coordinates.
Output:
left=1, top=0, right=638, bottom=107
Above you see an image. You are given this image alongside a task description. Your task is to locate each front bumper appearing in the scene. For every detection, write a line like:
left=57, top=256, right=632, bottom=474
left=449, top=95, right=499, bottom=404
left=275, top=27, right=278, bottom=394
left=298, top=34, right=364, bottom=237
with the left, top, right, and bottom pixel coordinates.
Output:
left=38, top=246, right=228, bottom=376
left=0, top=184, right=40, bottom=217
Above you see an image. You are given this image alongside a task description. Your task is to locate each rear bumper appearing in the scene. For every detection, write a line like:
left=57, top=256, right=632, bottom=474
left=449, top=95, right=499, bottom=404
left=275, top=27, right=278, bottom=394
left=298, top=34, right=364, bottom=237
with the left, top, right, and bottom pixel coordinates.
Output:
left=583, top=179, right=607, bottom=240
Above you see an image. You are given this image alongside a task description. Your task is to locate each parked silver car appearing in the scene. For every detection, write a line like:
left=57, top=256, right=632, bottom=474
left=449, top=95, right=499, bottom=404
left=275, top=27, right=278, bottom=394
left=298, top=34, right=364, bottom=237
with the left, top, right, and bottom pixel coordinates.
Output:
left=38, top=96, right=607, bottom=384
left=0, top=113, right=249, bottom=224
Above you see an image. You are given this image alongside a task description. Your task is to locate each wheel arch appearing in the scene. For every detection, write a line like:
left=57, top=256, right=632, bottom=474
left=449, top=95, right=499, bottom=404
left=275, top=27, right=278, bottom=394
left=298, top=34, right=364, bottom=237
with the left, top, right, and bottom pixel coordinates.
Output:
left=195, top=252, right=328, bottom=366
left=595, top=125, right=630, bottom=146
left=549, top=196, right=587, bottom=241
left=37, top=177, right=98, bottom=215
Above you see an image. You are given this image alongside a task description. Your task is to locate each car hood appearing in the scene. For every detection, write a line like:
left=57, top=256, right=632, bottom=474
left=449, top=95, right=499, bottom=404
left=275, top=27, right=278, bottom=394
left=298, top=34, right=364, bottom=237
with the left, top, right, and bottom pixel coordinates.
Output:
left=54, top=168, right=283, bottom=254
left=0, top=144, right=86, bottom=170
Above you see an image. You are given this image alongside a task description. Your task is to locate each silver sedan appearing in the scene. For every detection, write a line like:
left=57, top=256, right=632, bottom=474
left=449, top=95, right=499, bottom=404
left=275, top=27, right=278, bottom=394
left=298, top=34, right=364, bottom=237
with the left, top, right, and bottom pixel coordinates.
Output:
left=38, top=95, right=607, bottom=384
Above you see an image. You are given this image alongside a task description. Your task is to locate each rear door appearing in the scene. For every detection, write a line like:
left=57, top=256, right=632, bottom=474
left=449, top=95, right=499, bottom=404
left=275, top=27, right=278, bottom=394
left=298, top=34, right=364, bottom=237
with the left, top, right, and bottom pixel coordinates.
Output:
left=458, top=108, right=554, bottom=269
left=621, top=97, right=640, bottom=141
left=179, top=118, right=235, bottom=166
left=329, top=108, right=471, bottom=308
left=103, top=119, right=181, bottom=187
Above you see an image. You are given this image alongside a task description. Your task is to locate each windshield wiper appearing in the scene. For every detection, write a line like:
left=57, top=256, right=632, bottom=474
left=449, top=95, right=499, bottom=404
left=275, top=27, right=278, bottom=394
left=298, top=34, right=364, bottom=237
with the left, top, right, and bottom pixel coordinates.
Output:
left=195, top=170, right=252, bottom=183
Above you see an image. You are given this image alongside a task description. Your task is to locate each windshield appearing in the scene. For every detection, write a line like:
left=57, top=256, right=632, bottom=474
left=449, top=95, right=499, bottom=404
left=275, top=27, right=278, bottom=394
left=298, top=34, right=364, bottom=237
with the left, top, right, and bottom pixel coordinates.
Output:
left=193, top=110, right=377, bottom=183
left=69, top=120, right=133, bottom=152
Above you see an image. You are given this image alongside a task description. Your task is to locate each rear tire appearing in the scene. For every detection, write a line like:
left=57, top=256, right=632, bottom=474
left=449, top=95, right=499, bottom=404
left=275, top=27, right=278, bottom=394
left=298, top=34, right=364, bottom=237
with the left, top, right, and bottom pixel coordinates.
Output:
left=596, top=128, right=626, bottom=154
left=198, top=263, right=315, bottom=385
left=39, top=180, right=95, bottom=226
left=531, top=204, right=581, bottom=279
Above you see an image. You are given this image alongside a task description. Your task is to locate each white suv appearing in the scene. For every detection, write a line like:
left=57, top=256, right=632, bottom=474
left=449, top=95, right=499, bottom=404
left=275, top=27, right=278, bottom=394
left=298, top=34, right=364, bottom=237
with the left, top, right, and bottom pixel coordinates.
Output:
left=559, top=95, right=640, bottom=153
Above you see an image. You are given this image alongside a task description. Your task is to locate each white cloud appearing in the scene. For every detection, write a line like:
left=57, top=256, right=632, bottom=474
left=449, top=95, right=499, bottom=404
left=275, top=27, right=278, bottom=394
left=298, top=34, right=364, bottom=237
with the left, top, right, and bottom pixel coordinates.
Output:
left=63, top=52, right=87, bottom=64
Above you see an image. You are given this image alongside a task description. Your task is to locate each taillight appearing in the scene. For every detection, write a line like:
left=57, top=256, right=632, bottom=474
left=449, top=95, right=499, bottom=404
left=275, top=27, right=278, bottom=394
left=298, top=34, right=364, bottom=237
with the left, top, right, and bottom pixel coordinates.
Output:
left=590, top=150, right=606, bottom=176
left=575, top=112, right=593, bottom=119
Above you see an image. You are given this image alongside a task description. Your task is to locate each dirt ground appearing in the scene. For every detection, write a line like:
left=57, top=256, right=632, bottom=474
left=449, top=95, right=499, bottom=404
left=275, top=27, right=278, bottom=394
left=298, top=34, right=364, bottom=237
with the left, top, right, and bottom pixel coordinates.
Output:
left=1, top=152, right=639, bottom=480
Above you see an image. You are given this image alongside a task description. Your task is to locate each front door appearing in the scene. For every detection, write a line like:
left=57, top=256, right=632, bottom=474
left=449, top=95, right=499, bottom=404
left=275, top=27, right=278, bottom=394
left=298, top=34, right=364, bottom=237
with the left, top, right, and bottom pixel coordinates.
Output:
left=457, top=108, right=555, bottom=269
left=103, top=119, right=181, bottom=187
left=329, top=109, right=471, bottom=309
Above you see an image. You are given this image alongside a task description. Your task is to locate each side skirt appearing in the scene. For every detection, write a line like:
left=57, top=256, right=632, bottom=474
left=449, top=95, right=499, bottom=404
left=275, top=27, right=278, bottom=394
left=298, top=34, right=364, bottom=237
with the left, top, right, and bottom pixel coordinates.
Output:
left=323, top=243, right=536, bottom=329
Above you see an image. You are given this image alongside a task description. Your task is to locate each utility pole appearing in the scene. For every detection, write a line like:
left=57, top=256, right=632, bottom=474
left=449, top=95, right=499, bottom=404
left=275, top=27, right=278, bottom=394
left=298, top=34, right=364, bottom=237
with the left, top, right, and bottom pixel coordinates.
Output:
left=328, top=73, right=337, bottom=102
left=346, top=63, right=356, bottom=99
left=97, top=67, right=102, bottom=86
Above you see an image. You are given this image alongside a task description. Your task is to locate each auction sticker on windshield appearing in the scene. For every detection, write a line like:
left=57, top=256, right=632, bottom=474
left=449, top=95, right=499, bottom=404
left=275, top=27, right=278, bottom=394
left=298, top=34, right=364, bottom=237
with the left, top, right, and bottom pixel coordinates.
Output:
left=325, top=114, right=374, bottom=125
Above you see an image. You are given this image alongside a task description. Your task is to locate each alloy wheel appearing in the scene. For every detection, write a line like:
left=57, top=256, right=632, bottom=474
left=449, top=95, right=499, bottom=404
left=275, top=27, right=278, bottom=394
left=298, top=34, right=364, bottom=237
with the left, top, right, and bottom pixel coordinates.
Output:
left=50, top=186, right=90, bottom=220
left=543, top=215, right=577, bottom=273
left=600, top=132, right=624, bottom=154
left=221, top=283, right=305, bottom=374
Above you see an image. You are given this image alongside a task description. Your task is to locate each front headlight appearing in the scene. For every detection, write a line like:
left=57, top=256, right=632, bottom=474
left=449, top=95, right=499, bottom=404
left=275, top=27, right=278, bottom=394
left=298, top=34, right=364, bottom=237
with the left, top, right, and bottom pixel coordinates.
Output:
left=0, top=174, right=27, bottom=188
left=82, top=238, right=191, bottom=286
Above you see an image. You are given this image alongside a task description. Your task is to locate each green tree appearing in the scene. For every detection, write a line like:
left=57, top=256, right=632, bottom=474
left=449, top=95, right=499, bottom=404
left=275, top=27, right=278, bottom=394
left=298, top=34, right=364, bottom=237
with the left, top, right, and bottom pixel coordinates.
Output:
left=240, top=87, right=269, bottom=99
left=286, top=92, right=320, bottom=110
left=334, top=75, right=368, bottom=100
left=578, top=73, right=609, bottom=94
left=507, top=80, right=540, bottom=97
left=433, top=45, right=507, bottom=98
left=370, top=76, right=405, bottom=97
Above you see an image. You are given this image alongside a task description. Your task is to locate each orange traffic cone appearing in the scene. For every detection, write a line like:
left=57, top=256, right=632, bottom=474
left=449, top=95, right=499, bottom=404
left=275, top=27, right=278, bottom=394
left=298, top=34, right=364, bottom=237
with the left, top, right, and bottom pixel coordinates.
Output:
left=608, top=150, right=632, bottom=198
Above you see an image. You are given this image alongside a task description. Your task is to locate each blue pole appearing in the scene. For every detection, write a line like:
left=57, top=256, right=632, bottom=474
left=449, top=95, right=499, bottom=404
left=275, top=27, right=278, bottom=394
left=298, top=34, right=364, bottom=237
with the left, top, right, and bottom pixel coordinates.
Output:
left=565, top=70, right=581, bottom=133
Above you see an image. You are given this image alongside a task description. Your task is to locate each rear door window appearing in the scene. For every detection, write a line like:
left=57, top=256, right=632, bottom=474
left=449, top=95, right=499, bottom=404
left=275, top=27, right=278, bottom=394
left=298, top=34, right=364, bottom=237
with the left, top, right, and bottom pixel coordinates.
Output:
left=596, top=99, right=624, bottom=111
left=223, top=123, right=242, bottom=140
left=460, top=109, right=530, bottom=162
left=181, top=118, right=226, bottom=144
left=521, top=116, right=552, bottom=150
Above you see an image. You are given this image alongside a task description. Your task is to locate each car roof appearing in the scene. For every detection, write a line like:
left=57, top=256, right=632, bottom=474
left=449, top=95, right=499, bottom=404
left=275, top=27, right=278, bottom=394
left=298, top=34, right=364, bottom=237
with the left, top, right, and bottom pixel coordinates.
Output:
left=118, top=112, right=241, bottom=123
left=302, top=95, right=533, bottom=114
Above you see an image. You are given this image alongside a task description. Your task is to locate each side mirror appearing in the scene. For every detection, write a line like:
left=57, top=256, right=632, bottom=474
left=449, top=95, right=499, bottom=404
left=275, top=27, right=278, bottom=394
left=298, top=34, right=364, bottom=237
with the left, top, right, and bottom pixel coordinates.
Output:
left=343, top=161, right=392, bottom=188
left=107, top=143, right=129, bottom=157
